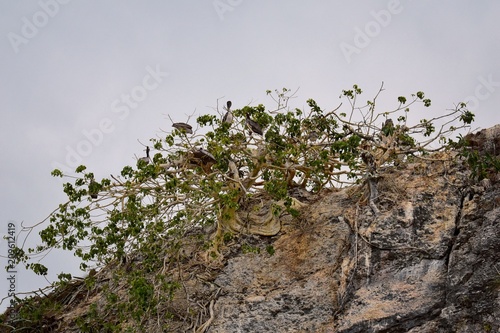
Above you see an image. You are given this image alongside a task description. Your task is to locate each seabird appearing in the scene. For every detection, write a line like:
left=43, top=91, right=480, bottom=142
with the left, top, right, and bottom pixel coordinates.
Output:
left=222, top=100, right=233, bottom=124
left=381, top=118, right=395, bottom=136
left=172, top=122, right=193, bottom=134
left=189, top=148, right=217, bottom=173
left=246, top=114, right=263, bottom=135
left=89, top=178, right=98, bottom=199
left=192, top=148, right=216, bottom=165
left=138, top=146, right=150, bottom=165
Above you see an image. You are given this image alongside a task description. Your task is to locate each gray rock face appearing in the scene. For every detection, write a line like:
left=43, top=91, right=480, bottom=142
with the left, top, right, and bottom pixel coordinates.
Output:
left=439, top=186, right=500, bottom=333
left=211, top=210, right=351, bottom=332
left=207, top=154, right=500, bottom=332
left=8, top=129, right=498, bottom=333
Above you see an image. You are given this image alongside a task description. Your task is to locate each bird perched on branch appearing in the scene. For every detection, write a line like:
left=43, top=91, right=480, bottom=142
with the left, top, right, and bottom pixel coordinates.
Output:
left=192, top=148, right=216, bottom=165
left=89, top=177, right=98, bottom=199
left=246, top=114, right=263, bottom=135
left=222, top=100, right=233, bottom=124
left=381, top=118, right=395, bottom=137
left=172, top=122, right=193, bottom=134
left=189, top=148, right=217, bottom=173
left=138, top=146, right=151, bottom=165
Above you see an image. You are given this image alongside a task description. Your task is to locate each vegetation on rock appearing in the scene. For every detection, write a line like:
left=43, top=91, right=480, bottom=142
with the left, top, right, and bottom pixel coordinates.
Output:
left=4, top=83, right=491, bottom=332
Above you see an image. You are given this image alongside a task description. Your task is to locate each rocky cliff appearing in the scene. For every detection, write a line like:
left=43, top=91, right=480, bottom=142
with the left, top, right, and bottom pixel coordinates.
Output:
left=2, top=126, right=499, bottom=332
left=208, top=149, right=499, bottom=333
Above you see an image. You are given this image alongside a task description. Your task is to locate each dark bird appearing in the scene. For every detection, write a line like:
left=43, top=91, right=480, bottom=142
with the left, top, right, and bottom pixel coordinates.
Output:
left=222, top=100, right=233, bottom=124
left=246, top=114, right=263, bottom=136
left=172, top=122, right=193, bottom=134
left=381, top=118, right=395, bottom=136
left=89, top=178, right=98, bottom=199
left=138, top=146, right=150, bottom=165
left=192, top=148, right=216, bottom=165
left=189, top=148, right=217, bottom=173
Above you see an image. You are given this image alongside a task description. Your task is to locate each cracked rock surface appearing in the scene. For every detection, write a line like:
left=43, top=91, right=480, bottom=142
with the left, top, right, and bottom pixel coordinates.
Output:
left=208, top=147, right=500, bottom=332
left=8, top=127, right=498, bottom=333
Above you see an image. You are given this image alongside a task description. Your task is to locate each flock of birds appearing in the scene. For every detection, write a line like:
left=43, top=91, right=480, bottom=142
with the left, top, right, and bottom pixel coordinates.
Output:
left=171, top=101, right=263, bottom=136
left=138, top=101, right=395, bottom=170
left=137, top=101, right=262, bottom=167
left=93, top=101, right=395, bottom=200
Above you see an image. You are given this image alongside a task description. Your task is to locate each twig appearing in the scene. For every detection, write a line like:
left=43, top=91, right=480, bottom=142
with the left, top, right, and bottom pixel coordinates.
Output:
left=195, top=299, right=215, bottom=333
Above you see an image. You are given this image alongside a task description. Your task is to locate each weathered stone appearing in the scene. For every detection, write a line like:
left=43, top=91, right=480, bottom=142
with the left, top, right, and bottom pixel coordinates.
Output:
left=465, top=124, right=500, bottom=157
left=205, top=130, right=500, bottom=332
left=4, top=127, right=499, bottom=332
left=209, top=203, right=351, bottom=332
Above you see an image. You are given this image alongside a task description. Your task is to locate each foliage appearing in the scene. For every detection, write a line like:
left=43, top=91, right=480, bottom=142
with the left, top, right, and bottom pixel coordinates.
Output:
left=6, top=83, right=478, bottom=330
left=266, top=245, right=276, bottom=256
left=241, top=243, right=261, bottom=254
left=450, top=122, right=500, bottom=181
left=0, top=293, right=62, bottom=332
left=15, top=82, right=477, bottom=271
left=460, top=147, right=500, bottom=181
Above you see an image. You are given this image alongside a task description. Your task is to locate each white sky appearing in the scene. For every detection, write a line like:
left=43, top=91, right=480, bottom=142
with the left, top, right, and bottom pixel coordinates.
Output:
left=1, top=0, right=499, bottom=310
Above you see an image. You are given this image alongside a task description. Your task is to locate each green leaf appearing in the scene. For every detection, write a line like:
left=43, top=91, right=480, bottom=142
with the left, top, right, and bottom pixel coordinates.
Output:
left=75, top=165, right=87, bottom=173
left=51, top=169, right=63, bottom=177
left=460, top=110, right=475, bottom=124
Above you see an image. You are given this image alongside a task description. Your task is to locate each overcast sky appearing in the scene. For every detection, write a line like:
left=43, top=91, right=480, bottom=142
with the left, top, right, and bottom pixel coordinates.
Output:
left=1, top=1, right=499, bottom=310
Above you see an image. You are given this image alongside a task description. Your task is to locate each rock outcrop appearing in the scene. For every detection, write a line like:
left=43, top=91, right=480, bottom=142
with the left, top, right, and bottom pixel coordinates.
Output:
left=2, top=127, right=499, bottom=332
left=207, top=152, right=499, bottom=333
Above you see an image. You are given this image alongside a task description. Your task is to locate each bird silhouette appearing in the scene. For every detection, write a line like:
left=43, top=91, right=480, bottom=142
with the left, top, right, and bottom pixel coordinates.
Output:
left=222, top=100, right=233, bottom=124
left=246, top=114, right=263, bottom=135
left=381, top=118, right=395, bottom=136
left=172, top=122, right=193, bottom=134
left=138, top=146, right=151, bottom=165
left=89, top=177, right=98, bottom=199
left=192, top=148, right=216, bottom=165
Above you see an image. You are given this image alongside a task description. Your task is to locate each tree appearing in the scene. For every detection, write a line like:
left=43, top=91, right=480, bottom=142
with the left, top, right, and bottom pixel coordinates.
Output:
left=6, top=84, right=477, bottom=330
left=12, top=83, right=475, bottom=274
